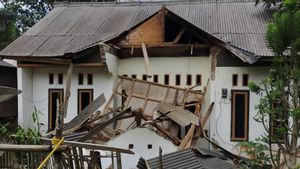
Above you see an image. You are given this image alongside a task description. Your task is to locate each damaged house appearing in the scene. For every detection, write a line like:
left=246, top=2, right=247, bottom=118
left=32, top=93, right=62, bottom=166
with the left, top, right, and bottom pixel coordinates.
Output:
left=0, top=0, right=273, bottom=158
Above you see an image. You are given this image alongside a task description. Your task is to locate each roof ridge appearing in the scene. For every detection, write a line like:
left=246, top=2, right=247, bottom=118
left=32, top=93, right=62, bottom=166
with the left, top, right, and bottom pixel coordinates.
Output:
left=54, top=0, right=257, bottom=8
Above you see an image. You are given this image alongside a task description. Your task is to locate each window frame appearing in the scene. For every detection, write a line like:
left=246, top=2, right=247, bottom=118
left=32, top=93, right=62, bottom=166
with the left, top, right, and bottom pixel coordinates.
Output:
left=186, top=74, right=192, bottom=86
left=196, top=74, right=202, bottom=85
left=153, top=74, right=159, bottom=83
left=232, top=74, right=238, bottom=86
left=58, top=73, right=63, bottom=85
left=78, top=73, right=84, bottom=85
left=175, top=74, right=181, bottom=86
left=242, top=74, right=249, bottom=86
left=48, top=89, right=64, bottom=131
left=87, top=73, right=93, bottom=85
left=77, top=89, right=94, bottom=114
left=164, top=74, right=170, bottom=85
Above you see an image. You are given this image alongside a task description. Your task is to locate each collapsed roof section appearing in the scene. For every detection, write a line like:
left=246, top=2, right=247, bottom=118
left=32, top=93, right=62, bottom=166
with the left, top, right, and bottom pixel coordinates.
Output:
left=0, top=1, right=273, bottom=64
left=58, top=76, right=211, bottom=149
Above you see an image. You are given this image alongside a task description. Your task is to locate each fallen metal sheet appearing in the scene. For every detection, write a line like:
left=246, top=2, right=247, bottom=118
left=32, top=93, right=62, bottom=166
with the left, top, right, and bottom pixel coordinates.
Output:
left=0, top=86, right=21, bottom=103
left=63, top=93, right=106, bottom=134
left=156, top=102, right=199, bottom=127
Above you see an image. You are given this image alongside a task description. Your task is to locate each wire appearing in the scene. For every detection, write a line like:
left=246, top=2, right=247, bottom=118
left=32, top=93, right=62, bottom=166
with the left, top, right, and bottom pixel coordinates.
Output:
left=214, top=96, right=235, bottom=147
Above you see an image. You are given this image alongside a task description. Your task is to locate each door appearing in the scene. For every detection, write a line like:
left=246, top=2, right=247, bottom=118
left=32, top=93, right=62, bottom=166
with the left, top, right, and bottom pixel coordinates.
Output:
left=48, top=89, right=63, bottom=131
left=231, top=90, right=249, bottom=141
left=78, top=89, right=93, bottom=113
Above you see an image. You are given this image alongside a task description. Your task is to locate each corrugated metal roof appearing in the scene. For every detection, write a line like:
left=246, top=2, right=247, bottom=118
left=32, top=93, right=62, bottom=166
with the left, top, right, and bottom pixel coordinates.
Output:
left=0, top=1, right=273, bottom=58
left=156, top=102, right=199, bottom=127
left=139, top=148, right=237, bottom=169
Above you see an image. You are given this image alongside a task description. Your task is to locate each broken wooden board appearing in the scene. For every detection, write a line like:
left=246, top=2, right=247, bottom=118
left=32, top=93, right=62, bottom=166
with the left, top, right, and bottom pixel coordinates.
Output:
left=156, top=102, right=199, bottom=127
left=62, top=93, right=106, bottom=134
left=78, top=107, right=132, bottom=142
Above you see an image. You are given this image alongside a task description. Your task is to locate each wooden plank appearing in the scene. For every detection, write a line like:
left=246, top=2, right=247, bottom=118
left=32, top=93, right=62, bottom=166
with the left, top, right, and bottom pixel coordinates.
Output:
left=41, top=138, right=134, bottom=154
left=72, top=147, right=80, bottom=169
left=79, top=108, right=132, bottom=142
left=0, top=144, right=66, bottom=152
left=201, top=102, right=215, bottom=126
left=116, top=152, right=122, bottom=169
left=143, top=115, right=181, bottom=145
left=78, top=147, right=84, bottom=169
left=141, top=43, right=151, bottom=76
left=63, top=63, right=73, bottom=118
left=172, top=29, right=185, bottom=44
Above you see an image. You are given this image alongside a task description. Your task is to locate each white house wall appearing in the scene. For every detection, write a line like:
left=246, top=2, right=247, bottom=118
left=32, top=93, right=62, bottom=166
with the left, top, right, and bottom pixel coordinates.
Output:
left=17, top=67, right=33, bottom=128
left=209, top=66, right=269, bottom=153
left=26, top=67, right=113, bottom=133
left=105, top=127, right=178, bottom=169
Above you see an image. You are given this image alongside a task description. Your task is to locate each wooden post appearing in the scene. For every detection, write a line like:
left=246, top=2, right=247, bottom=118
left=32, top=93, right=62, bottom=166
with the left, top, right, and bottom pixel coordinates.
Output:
left=116, top=152, right=122, bottom=169
left=54, top=63, right=73, bottom=168
left=141, top=43, right=151, bottom=76
left=159, top=147, right=163, bottom=169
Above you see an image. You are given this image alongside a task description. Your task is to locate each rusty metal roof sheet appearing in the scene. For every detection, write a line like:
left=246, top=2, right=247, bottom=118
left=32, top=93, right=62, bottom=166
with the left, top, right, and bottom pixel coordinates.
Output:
left=0, top=1, right=273, bottom=58
left=156, top=102, right=199, bottom=127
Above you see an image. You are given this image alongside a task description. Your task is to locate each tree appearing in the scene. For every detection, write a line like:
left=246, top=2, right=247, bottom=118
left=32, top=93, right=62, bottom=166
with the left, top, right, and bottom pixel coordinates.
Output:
left=248, top=0, right=300, bottom=168
left=0, top=0, right=53, bottom=50
left=255, top=0, right=283, bottom=8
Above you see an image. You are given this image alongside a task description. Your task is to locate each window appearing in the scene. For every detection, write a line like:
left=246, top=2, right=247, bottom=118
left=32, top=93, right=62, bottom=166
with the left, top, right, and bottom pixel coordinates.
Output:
left=78, top=73, right=84, bottom=85
left=49, top=73, right=54, bottom=85
left=123, top=74, right=128, bottom=77
left=153, top=74, right=158, bottom=83
left=242, top=74, right=249, bottom=86
left=175, top=74, right=181, bottom=86
left=164, top=74, right=169, bottom=85
left=131, top=74, right=137, bottom=79
left=78, top=89, right=93, bottom=113
left=58, top=73, right=63, bottom=85
left=231, top=90, right=249, bottom=141
left=87, top=73, right=93, bottom=85
left=142, top=74, right=148, bottom=81
left=232, top=74, right=238, bottom=86
left=186, top=74, right=192, bottom=86
left=128, top=144, right=134, bottom=149
left=196, top=74, right=202, bottom=85
left=147, top=144, right=153, bottom=149
left=48, top=89, right=64, bottom=131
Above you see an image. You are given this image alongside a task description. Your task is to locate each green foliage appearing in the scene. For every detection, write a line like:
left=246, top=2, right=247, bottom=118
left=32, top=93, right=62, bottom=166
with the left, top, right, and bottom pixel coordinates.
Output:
left=239, top=138, right=272, bottom=169
left=0, top=0, right=53, bottom=50
left=0, top=107, right=43, bottom=145
left=247, top=0, right=300, bottom=168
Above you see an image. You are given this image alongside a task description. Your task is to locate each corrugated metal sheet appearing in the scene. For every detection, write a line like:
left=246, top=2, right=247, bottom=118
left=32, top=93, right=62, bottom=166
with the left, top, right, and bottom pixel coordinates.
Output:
left=0, top=86, right=21, bottom=103
left=0, top=1, right=273, bottom=58
left=63, top=93, right=106, bottom=134
left=139, top=148, right=237, bottom=169
left=156, top=102, right=199, bottom=127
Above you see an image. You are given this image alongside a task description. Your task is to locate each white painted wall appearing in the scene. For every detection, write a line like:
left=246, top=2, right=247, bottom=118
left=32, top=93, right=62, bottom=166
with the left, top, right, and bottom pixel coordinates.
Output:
left=17, top=67, right=33, bottom=128
left=105, top=127, right=178, bottom=169
left=20, top=67, right=113, bottom=133
left=209, top=66, right=269, bottom=153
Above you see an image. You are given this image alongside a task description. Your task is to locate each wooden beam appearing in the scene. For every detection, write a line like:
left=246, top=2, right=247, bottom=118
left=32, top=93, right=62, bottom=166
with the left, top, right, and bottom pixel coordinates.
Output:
left=79, top=108, right=132, bottom=142
left=141, top=43, right=151, bottom=76
left=2, top=56, right=71, bottom=65
left=0, top=144, right=67, bottom=152
left=143, top=115, right=181, bottom=145
left=17, top=63, right=106, bottom=68
left=63, top=63, right=73, bottom=118
left=41, top=138, right=134, bottom=154
left=118, top=43, right=210, bottom=49
left=172, top=29, right=185, bottom=44
left=201, top=102, right=214, bottom=126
